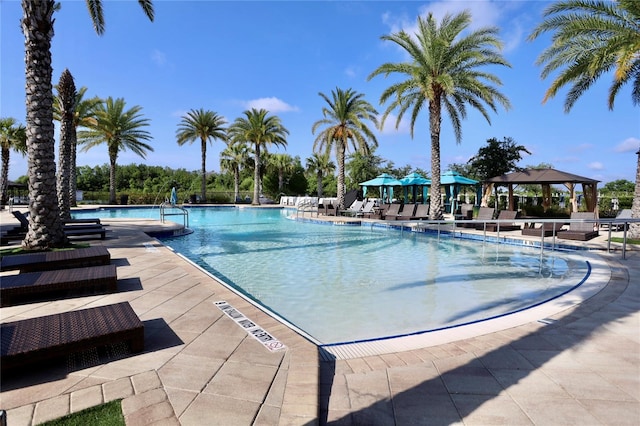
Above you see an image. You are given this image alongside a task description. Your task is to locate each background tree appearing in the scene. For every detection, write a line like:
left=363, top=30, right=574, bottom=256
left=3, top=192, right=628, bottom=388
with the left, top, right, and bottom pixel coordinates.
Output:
left=176, top=109, right=227, bottom=202
left=220, top=140, right=251, bottom=202
left=20, top=0, right=153, bottom=249
left=55, top=69, right=76, bottom=220
left=468, top=137, right=531, bottom=207
left=0, top=118, right=27, bottom=207
left=269, top=153, right=295, bottom=193
left=305, top=152, right=335, bottom=197
left=53, top=85, right=101, bottom=208
left=345, top=150, right=384, bottom=192
left=369, top=11, right=511, bottom=219
left=78, top=97, right=153, bottom=204
left=529, top=0, right=640, bottom=237
left=228, top=109, right=289, bottom=205
left=312, top=87, right=378, bottom=209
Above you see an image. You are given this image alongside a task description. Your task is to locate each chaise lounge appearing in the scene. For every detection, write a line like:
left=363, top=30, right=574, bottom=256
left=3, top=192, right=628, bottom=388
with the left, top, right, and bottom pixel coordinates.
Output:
left=522, top=221, right=564, bottom=237
left=0, top=264, right=118, bottom=307
left=1, top=302, right=144, bottom=374
left=477, top=210, right=521, bottom=232
left=557, top=212, right=599, bottom=241
left=0, top=246, right=111, bottom=273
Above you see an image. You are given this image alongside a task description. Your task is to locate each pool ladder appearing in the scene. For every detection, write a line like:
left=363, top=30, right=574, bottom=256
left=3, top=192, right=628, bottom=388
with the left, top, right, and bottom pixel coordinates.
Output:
left=159, top=202, right=189, bottom=228
left=296, top=200, right=317, bottom=218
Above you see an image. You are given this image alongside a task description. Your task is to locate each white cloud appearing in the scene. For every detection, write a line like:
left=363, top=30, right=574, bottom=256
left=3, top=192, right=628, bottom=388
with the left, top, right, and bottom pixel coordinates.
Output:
left=151, top=49, right=167, bottom=67
left=588, top=162, right=604, bottom=171
left=244, top=97, right=299, bottom=113
left=344, top=66, right=358, bottom=78
left=614, top=137, right=640, bottom=153
left=379, top=112, right=411, bottom=135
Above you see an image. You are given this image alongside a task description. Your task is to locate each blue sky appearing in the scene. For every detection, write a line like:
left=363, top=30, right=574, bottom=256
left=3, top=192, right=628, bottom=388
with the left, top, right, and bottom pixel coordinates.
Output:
left=1, top=0, right=638, bottom=185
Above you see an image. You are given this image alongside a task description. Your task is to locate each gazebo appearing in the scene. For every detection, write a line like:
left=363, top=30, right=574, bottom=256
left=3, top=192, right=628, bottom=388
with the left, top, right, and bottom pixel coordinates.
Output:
left=484, top=168, right=599, bottom=213
left=359, top=173, right=403, bottom=204
left=440, top=170, right=479, bottom=214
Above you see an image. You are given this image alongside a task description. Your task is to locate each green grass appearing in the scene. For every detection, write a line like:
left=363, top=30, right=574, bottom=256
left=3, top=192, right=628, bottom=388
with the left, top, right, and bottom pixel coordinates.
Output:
left=39, top=400, right=124, bottom=426
left=610, top=237, right=640, bottom=245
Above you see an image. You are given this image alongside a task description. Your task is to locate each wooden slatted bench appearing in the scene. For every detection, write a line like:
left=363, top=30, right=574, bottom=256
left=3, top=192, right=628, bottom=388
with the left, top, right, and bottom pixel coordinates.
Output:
left=0, top=302, right=144, bottom=374
left=0, top=246, right=111, bottom=273
left=0, top=264, right=118, bottom=307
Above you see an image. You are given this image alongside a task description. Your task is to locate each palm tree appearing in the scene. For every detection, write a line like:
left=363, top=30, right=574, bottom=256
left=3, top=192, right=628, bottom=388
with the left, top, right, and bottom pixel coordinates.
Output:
left=0, top=118, right=27, bottom=207
left=78, top=97, right=153, bottom=204
left=311, top=87, right=378, bottom=210
left=228, top=109, right=289, bottom=205
left=176, top=109, right=227, bottom=202
left=270, top=153, right=294, bottom=193
left=529, top=0, right=640, bottom=238
left=368, top=12, right=511, bottom=219
left=20, top=0, right=153, bottom=249
left=53, top=86, right=101, bottom=209
left=55, top=69, right=76, bottom=220
left=220, top=139, right=251, bottom=202
left=306, top=152, right=335, bottom=197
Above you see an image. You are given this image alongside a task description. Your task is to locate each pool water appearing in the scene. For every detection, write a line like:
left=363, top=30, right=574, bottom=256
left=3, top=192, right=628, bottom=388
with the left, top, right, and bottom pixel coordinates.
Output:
left=74, top=207, right=589, bottom=344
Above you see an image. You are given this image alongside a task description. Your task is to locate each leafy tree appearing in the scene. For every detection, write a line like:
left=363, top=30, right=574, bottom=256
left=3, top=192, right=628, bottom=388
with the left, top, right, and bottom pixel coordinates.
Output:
left=220, top=140, right=251, bottom=202
left=312, top=87, right=378, bottom=209
left=78, top=97, right=153, bottom=204
left=176, top=109, right=227, bottom=202
left=468, top=137, right=531, bottom=206
left=600, top=179, right=635, bottom=195
left=53, top=85, right=101, bottom=208
left=55, top=69, right=76, bottom=220
left=20, top=0, right=153, bottom=249
left=305, top=152, right=335, bottom=197
left=529, top=0, right=640, bottom=237
left=228, top=109, right=289, bottom=205
left=269, top=153, right=295, bottom=192
left=345, top=151, right=384, bottom=191
left=0, top=118, right=27, bottom=206
left=369, top=11, right=511, bottom=219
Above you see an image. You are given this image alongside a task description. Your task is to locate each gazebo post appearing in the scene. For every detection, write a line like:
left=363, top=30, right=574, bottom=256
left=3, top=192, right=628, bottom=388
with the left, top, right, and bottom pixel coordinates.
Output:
left=508, top=184, right=514, bottom=211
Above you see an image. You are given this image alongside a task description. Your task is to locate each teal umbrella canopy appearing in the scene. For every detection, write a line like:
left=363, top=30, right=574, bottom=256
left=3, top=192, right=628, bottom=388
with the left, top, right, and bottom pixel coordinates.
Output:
left=359, top=173, right=402, bottom=201
left=440, top=170, right=479, bottom=213
left=400, top=172, right=431, bottom=186
left=440, top=170, right=478, bottom=185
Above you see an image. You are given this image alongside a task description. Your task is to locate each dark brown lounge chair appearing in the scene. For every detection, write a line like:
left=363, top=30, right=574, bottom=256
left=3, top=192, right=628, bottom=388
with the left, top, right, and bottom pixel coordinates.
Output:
left=0, top=246, right=111, bottom=273
left=64, top=226, right=109, bottom=240
left=522, top=222, right=564, bottom=237
left=458, top=206, right=493, bottom=228
left=557, top=212, right=599, bottom=241
left=477, top=209, right=521, bottom=232
left=409, top=203, right=430, bottom=220
left=382, top=203, right=402, bottom=220
left=0, top=264, right=117, bottom=307
left=1, top=302, right=144, bottom=374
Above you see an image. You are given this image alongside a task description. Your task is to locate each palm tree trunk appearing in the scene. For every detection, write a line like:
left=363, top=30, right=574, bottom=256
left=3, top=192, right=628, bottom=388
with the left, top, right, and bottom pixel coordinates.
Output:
left=336, top=141, right=346, bottom=210
left=629, top=149, right=640, bottom=239
left=57, top=69, right=76, bottom=221
left=69, top=133, right=77, bottom=207
left=428, top=97, right=444, bottom=220
left=109, top=155, right=117, bottom=204
left=1, top=147, right=9, bottom=206
left=200, top=137, right=207, bottom=202
left=278, top=170, right=284, bottom=192
left=234, top=167, right=240, bottom=202
left=253, top=143, right=261, bottom=205
left=317, top=171, right=323, bottom=198
left=21, top=0, right=66, bottom=249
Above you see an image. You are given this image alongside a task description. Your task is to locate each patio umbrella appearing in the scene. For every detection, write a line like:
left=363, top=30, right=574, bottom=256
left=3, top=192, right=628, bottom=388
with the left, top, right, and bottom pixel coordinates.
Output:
left=440, top=171, right=479, bottom=213
left=359, top=173, right=403, bottom=203
left=400, top=172, right=431, bottom=204
left=170, top=187, right=178, bottom=205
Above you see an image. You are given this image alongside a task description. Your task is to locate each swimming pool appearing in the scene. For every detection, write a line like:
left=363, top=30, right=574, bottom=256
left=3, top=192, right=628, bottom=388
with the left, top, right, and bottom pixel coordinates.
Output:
left=74, top=207, right=597, bottom=346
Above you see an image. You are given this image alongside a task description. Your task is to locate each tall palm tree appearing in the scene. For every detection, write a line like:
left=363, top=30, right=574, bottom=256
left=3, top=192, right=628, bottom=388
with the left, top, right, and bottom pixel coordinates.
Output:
left=20, top=0, right=153, bottom=249
left=78, top=97, right=153, bottom=204
left=306, top=152, right=335, bottom=198
left=176, top=109, right=227, bottom=202
left=53, top=86, right=101, bottom=209
left=220, top=139, right=251, bottom=202
left=368, top=12, right=511, bottom=219
left=55, top=69, right=76, bottom=220
left=311, top=87, right=378, bottom=210
left=529, top=0, right=640, bottom=238
left=270, top=153, right=294, bottom=193
left=0, top=118, right=27, bottom=207
left=228, top=109, right=289, bottom=205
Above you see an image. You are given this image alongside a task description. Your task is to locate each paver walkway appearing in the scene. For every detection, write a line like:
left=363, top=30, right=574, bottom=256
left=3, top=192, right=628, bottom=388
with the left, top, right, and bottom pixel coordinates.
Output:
left=1, top=208, right=638, bottom=425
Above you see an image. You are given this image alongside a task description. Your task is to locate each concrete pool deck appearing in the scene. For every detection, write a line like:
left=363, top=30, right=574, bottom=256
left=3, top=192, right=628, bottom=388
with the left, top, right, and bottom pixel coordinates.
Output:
left=0, top=207, right=638, bottom=425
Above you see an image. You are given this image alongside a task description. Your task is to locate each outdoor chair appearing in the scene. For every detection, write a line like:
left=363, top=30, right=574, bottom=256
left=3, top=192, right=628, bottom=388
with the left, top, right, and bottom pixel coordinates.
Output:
left=382, top=203, right=401, bottom=220
left=409, top=203, right=430, bottom=220
left=0, top=264, right=118, bottom=307
left=394, top=203, right=417, bottom=220
left=460, top=206, right=493, bottom=228
left=340, top=199, right=364, bottom=216
left=522, top=221, right=564, bottom=238
left=363, top=203, right=388, bottom=220
left=478, top=209, right=521, bottom=232
left=356, top=200, right=376, bottom=217
left=0, top=302, right=144, bottom=374
left=602, top=209, right=633, bottom=231
left=326, top=202, right=337, bottom=216
left=557, top=212, right=599, bottom=241
left=0, top=246, right=111, bottom=273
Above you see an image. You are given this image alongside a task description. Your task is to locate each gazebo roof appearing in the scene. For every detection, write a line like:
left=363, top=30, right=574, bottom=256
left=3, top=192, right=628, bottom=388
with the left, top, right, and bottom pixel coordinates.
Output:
left=485, top=168, right=599, bottom=185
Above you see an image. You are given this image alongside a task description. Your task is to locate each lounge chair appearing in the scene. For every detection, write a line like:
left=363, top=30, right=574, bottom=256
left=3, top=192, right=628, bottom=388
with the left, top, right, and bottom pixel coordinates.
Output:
left=340, top=199, right=364, bottom=216
left=394, top=203, right=417, bottom=220
left=478, top=210, right=521, bottom=232
left=603, top=209, right=633, bottom=231
left=382, top=203, right=401, bottom=220
left=522, top=221, right=564, bottom=237
left=326, top=202, right=337, bottom=216
left=459, top=206, right=493, bottom=228
left=410, top=203, right=430, bottom=220
left=356, top=200, right=376, bottom=217
left=0, top=246, right=111, bottom=273
left=0, top=264, right=118, bottom=307
left=455, top=204, right=474, bottom=221
left=363, top=203, right=388, bottom=220
left=62, top=218, right=102, bottom=225
left=0, top=302, right=144, bottom=374
left=557, top=212, right=599, bottom=241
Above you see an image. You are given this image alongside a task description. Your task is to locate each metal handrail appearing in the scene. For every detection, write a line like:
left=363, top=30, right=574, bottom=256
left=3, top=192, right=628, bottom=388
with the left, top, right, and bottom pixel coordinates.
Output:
left=159, top=202, right=189, bottom=228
